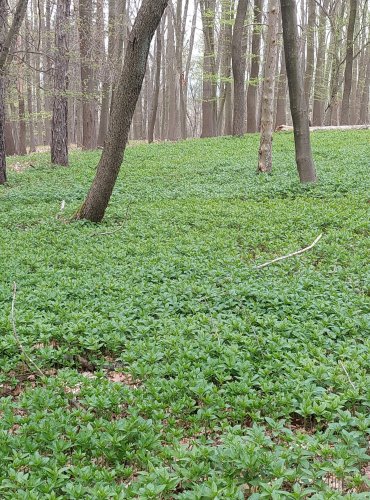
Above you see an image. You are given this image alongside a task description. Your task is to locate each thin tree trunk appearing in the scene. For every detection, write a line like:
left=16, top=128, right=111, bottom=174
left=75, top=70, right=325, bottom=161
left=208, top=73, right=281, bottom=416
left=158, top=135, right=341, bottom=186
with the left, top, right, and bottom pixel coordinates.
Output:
left=79, top=0, right=97, bottom=149
left=258, top=0, right=279, bottom=172
left=340, top=0, right=357, bottom=124
left=359, top=47, right=370, bottom=124
left=304, top=0, right=315, bottom=114
left=148, top=26, right=162, bottom=143
left=51, top=0, right=70, bottom=166
left=75, top=0, right=168, bottom=222
left=247, top=0, right=262, bottom=132
left=312, top=0, right=328, bottom=126
left=280, top=0, right=317, bottom=183
left=232, top=0, right=248, bottom=136
left=275, top=48, right=287, bottom=128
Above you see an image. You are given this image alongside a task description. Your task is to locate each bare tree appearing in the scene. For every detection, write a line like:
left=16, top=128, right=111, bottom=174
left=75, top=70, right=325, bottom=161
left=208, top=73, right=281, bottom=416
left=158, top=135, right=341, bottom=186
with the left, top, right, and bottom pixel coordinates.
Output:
left=280, top=0, right=317, bottom=183
left=148, top=25, right=162, bottom=143
left=75, top=0, right=168, bottom=222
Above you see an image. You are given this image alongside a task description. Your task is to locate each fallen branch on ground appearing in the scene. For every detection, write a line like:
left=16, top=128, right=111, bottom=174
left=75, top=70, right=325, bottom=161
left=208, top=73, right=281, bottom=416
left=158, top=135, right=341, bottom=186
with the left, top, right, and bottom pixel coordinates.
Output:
left=256, top=234, right=323, bottom=269
left=276, top=124, right=370, bottom=132
left=11, top=283, right=45, bottom=378
left=339, top=360, right=356, bottom=390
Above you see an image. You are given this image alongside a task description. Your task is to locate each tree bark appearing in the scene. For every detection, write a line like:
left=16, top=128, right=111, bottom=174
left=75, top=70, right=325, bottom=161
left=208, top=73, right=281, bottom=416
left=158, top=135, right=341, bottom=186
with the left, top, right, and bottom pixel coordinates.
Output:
left=232, top=0, right=248, bottom=136
left=340, top=0, right=357, bottom=125
left=275, top=48, right=287, bottom=128
left=304, top=0, right=315, bottom=113
left=280, top=0, right=317, bottom=183
left=75, top=0, right=168, bottom=222
left=200, top=0, right=217, bottom=138
left=0, top=0, right=28, bottom=184
left=79, top=0, right=97, bottom=150
left=258, top=0, right=279, bottom=172
left=312, top=0, right=328, bottom=126
left=246, top=0, right=262, bottom=133
left=51, top=0, right=70, bottom=166
left=148, top=26, right=162, bottom=143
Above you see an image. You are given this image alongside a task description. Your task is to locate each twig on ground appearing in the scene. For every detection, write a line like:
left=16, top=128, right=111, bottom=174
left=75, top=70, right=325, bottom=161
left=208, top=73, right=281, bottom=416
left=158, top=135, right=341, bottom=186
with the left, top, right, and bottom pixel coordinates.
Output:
left=90, top=202, right=133, bottom=237
left=256, top=234, right=323, bottom=269
left=339, top=360, right=356, bottom=390
left=11, top=283, right=45, bottom=378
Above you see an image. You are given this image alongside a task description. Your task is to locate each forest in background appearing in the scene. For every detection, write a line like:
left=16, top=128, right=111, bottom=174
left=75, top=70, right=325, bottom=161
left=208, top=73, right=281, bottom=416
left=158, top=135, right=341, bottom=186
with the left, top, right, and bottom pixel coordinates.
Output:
left=1, top=0, right=369, bottom=157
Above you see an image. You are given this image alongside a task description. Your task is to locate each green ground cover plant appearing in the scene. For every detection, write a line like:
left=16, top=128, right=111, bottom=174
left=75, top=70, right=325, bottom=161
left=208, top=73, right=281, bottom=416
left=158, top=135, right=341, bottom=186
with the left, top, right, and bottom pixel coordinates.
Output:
left=0, top=130, right=369, bottom=498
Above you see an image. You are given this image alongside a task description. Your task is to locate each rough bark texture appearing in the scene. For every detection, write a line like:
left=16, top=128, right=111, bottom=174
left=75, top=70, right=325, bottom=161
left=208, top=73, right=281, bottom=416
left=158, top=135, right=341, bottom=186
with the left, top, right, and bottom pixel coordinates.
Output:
left=247, top=0, right=262, bottom=132
left=232, top=0, right=248, bottom=136
left=51, top=0, right=70, bottom=166
left=340, top=0, right=357, bottom=125
left=258, top=0, right=279, bottom=172
left=200, top=0, right=217, bottom=138
left=280, top=0, right=317, bottom=183
left=0, top=76, right=6, bottom=184
left=148, top=26, right=162, bottom=143
left=97, top=0, right=114, bottom=147
left=75, top=0, right=168, bottom=222
left=79, top=0, right=97, bottom=149
left=0, top=0, right=28, bottom=184
left=304, top=0, right=315, bottom=111
left=275, top=48, right=287, bottom=128
left=312, top=0, right=328, bottom=126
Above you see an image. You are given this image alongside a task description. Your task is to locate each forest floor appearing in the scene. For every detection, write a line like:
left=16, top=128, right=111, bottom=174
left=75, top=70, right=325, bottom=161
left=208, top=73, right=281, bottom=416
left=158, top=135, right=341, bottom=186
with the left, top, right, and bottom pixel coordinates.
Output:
left=1, top=131, right=369, bottom=498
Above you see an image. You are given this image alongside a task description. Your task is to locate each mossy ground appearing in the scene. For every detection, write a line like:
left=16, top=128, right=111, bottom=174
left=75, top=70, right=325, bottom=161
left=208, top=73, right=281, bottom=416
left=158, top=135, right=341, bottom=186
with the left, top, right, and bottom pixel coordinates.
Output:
left=0, top=131, right=369, bottom=498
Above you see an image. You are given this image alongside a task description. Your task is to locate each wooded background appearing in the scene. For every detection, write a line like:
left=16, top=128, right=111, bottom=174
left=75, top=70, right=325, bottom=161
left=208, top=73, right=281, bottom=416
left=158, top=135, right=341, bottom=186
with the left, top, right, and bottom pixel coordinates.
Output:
left=1, top=0, right=369, bottom=156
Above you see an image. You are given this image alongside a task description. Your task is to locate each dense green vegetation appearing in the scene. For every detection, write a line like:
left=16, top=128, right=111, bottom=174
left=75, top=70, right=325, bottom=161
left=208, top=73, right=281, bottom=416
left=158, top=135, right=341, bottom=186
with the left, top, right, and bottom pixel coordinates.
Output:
left=1, top=131, right=369, bottom=498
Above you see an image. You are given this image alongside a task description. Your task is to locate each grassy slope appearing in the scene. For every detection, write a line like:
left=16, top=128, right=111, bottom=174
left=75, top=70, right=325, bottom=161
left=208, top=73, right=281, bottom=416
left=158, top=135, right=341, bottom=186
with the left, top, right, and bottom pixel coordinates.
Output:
left=0, top=131, right=369, bottom=498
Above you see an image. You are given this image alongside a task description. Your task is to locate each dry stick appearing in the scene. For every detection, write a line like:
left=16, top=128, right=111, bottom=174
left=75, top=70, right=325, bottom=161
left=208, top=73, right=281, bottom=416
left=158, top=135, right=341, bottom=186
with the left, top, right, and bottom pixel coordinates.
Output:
left=256, top=234, right=323, bottom=269
left=339, top=360, right=356, bottom=390
left=11, top=283, right=45, bottom=378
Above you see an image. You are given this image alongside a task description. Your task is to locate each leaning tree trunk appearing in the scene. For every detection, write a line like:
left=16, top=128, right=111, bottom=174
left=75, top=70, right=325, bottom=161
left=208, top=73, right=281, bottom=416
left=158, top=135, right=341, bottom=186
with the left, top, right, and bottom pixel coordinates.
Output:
left=258, top=0, right=279, bottom=173
left=51, top=0, right=70, bottom=166
left=280, top=0, right=317, bottom=183
left=246, top=0, right=262, bottom=133
left=75, top=0, right=168, bottom=222
left=340, top=0, right=357, bottom=125
left=232, top=0, right=248, bottom=136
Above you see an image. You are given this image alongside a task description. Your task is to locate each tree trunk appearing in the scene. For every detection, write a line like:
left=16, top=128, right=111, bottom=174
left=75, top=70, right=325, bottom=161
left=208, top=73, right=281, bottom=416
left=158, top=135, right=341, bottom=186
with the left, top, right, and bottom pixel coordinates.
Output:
left=148, top=26, right=162, bottom=143
left=275, top=48, right=287, bottom=128
left=312, top=0, right=328, bottom=126
left=0, top=0, right=28, bottom=184
left=0, top=76, right=6, bottom=183
left=280, top=0, right=317, bottom=183
left=340, top=0, right=357, bottom=124
left=51, top=0, right=70, bottom=166
left=304, top=0, right=315, bottom=114
left=246, top=0, right=262, bottom=133
left=232, top=0, right=248, bottom=136
left=359, top=47, right=370, bottom=124
left=258, top=0, right=279, bottom=172
left=200, top=0, right=217, bottom=138
left=17, top=82, right=27, bottom=155
left=79, top=0, right=97, bottom=149
left=97, top=0, right=114, bottom=147
left=75, top=0, right=168, bottom=222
